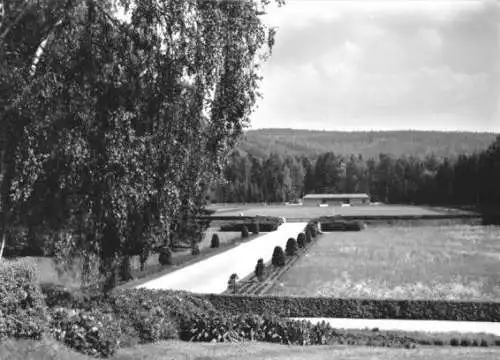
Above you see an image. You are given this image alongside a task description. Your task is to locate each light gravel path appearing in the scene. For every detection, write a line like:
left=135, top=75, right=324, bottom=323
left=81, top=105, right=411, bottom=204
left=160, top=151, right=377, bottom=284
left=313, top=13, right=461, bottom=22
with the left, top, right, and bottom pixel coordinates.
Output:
left=293, top=318, right=500, bottom=336
left=137, top=222, right=307, bottom=294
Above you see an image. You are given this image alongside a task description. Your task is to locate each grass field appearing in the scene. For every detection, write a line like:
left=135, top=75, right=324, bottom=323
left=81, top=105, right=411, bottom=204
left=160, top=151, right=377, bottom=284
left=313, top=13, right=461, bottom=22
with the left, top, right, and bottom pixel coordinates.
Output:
left=30, top=228, right=244, bottom=289
left=210, top=204, right=473, bottom=219
left=267, top=225, right=500, bottom=301
left=3, top=339, right=500, bottom=360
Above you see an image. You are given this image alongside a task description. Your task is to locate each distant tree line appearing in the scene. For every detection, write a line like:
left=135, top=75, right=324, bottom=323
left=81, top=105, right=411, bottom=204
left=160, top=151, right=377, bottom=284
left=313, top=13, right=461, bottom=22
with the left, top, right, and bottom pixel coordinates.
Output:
left=211, top=135, right=500, bottom=207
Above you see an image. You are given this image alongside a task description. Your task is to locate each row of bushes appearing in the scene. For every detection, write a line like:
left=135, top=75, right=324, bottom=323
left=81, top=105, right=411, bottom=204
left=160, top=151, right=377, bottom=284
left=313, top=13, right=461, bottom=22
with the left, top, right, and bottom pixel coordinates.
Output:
left=199, top=294, right=500, bottom=322
left=41, top=287, right=500, bottom=353
left=219, top=216, right=284, bottom=232
left=5, top=259, right=500, bottom=360
left=311, top=216, right=364, bottom=232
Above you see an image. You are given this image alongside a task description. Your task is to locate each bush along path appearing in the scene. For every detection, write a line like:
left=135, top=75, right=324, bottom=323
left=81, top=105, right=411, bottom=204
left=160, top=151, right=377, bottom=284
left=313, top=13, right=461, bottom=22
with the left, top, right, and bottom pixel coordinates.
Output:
left=224, top=221, right=322, bottom=296
left=5, top=259, right=500, bottom=360
left=137, top=222, right=307, bottom=293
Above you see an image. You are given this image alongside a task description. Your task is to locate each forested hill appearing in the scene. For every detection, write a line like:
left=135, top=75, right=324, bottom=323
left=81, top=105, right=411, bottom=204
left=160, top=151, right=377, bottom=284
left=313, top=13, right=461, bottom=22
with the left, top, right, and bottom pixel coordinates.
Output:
left=237, top=129, right=498, bottom=159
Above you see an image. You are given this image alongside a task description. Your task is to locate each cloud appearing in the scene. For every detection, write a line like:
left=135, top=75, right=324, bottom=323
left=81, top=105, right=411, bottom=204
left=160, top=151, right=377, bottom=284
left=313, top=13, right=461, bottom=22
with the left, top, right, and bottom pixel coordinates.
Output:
left=252, top=0, right=500, bottom=132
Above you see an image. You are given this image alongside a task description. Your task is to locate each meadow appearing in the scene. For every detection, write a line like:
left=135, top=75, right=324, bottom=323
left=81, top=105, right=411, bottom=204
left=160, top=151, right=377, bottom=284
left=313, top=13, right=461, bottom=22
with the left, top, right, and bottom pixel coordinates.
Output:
left=267, top=225, right=500, bottom=301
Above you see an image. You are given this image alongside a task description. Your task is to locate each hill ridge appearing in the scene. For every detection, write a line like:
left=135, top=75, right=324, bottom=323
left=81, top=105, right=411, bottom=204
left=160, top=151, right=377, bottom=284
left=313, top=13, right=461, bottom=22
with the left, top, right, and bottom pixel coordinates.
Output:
left=237, top=128, right=498, bottom=159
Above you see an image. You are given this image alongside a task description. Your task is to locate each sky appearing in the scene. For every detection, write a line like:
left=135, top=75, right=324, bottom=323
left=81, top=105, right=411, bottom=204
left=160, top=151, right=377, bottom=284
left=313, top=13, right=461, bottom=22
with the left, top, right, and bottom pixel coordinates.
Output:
left=250, top=0, right=500, bottom=132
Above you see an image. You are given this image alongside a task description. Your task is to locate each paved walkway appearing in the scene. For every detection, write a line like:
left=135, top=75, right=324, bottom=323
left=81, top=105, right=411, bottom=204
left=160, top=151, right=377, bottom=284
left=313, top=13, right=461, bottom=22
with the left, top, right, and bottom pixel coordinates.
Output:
left=137, top=222, right=307, bottom=294
left=293, top=318, right=500, bottom=336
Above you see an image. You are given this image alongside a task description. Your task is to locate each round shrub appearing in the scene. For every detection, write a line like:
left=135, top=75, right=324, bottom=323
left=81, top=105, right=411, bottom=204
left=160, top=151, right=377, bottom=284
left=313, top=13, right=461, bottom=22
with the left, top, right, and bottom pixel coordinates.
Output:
left=450, top=338, right=459, bottom=346
left=210, top=234, right=220, bottom=248
left=271, top=246, right=285, bottom=267
left=255, top=258, right=265, bottom=280
left=227, top=273, right=239, bottom=294
left=480, top=339, right=489, bottom=347
left=241, top=225, right=249, bottom=239
left=460, top=338, right=471, bottom=347
left=252, top=222, right=260, bottom=235
left=309, top=224, right=317, bottom=238
left=191, top=245, right=200, bottom=256
left=297, top=232, right=306, bottom=248
left=305, top=229, right=312, bottom=243
left=158, top=247, right=172, bottom=265
left=285, top=238, right=298, bottom=256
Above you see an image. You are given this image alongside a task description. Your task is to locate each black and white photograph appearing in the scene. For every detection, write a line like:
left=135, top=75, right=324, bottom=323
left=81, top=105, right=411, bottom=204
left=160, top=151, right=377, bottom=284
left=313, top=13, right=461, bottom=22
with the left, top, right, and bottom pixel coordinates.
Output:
left=1, top=0, right=499, bottom=359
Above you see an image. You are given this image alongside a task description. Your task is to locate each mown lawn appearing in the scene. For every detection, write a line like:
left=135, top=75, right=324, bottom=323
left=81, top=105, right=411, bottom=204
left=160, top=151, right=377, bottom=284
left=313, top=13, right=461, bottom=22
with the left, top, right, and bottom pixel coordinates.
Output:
left=3, top=339, right=500, bottom=360
left=267, top=225, right=500, bottom=301
left=29, top=228, right=244, bottom=289
left=213, top=204, right=464, bottom=219
left=114, top=341, right=500, bottom=360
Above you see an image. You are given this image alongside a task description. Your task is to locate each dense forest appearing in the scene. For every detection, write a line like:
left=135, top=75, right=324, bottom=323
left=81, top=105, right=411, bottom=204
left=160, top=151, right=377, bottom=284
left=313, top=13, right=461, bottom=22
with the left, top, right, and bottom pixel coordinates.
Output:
left=212, top=134, right=500, bottom=207
left=237, top=129, right=497, bottom=160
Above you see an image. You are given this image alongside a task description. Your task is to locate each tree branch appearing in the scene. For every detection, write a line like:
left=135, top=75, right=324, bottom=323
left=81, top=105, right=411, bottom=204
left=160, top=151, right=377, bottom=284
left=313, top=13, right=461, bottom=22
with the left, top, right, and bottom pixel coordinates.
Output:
left=30, top=18, right=63, bottom=76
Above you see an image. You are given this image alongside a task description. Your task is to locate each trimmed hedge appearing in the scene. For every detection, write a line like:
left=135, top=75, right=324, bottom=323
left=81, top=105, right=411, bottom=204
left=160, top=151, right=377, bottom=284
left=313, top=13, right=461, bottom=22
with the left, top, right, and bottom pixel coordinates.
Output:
left=252, top=222, right=260, bottom=234
left=305, top=229, right=312, bottom=243
left=210, top=234, right=220, bottom=248
left=255, top=258, right=265, bottom=280
left=158, top=246, right=172, bottom=265
left=199, top=294, right=500, bottom=322
left=0, top=259, right=48, bottom=341
left=219, top=217, right=283, bottom=233
left=318, top=217, right=364, bottom=232
left=297, top=232, right=306, bottom=248
left=241, top=225, right=249, bottom=239
left=285, top=238, right=298, bottom=256
left=271, top=246, right=285, bottom=267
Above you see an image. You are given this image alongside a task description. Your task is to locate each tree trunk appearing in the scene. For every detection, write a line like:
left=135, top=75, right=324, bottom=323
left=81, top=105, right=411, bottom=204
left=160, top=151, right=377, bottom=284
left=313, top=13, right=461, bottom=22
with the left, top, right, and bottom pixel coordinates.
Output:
left=119, top=255, right=133, bottom=282
left=0, top=231, right=5, bottom=260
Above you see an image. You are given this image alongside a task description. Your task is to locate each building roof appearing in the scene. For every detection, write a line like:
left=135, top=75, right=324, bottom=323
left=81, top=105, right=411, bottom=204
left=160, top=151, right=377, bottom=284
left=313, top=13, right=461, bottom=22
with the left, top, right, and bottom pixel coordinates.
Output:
left=303, top=193, right=370, bottom=199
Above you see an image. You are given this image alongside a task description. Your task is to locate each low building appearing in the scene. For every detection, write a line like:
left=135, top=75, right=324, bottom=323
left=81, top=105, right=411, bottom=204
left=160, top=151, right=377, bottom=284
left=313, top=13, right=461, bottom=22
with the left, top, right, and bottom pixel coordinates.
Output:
left=302, top=193, right=370, bottom=206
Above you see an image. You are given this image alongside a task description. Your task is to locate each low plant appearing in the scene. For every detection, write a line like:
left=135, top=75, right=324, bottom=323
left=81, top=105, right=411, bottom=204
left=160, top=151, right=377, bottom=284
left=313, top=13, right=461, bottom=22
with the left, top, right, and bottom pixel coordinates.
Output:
left=255, top=258, right=265, bottom=281
left=241, top=226, right=249, bottom=239
left=158, top=246, right=172, bottom=265
left=297, top=232, right=306, bottom=248
left=210, top=234, right=220, bottom=249
left=285, top=238, right=298, bottom=256
left=227, top=273, right=239, bottom=294
left=0, top=259, right=49, bottom=341
left=271, top=246, right=286, bottom=267
left=305, top=229, right=312, bottom=243
left=191, top=245, right=200, bottom=256
left=252, top=222, right=260, bottom=235
left=49, top=307, right=121, bottom=357
left=460, top=338, right=471, bottom=346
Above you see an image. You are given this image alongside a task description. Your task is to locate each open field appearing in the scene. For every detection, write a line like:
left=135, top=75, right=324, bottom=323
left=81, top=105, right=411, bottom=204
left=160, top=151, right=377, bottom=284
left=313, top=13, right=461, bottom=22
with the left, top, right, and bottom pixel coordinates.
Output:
left=267, top=225, right=500, bottom=301
left=210, top=204, right=476, bottom=220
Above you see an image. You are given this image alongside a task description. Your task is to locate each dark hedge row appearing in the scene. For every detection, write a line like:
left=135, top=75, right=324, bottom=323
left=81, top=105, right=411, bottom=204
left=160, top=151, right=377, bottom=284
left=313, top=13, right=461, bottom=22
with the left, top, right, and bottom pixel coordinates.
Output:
left=219, top=216, right=284, bottom=232
left=199, top=294, right=500, bottom=322
left=220, top=222, right=278, bottom=232
left=35, top=286, right=500, bottom=356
